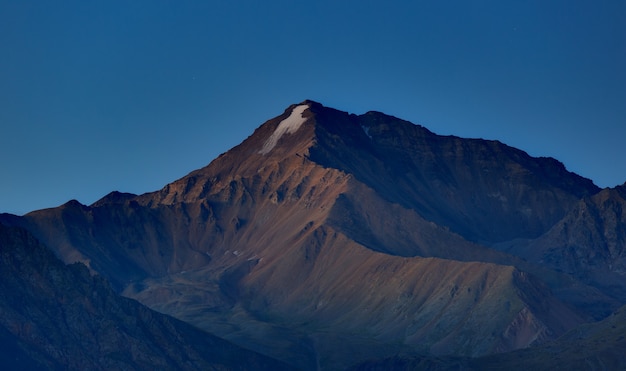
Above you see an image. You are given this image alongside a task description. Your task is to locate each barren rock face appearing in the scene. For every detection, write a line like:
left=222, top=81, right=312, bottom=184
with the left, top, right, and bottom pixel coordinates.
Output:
left=2, top=101, right=623, bottom=370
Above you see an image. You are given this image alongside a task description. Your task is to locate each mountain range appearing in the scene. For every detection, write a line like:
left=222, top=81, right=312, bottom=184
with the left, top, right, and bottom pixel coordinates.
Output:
left=1, top=100, right=625, bottom=369
left=0, top=223, right=292, bottom=370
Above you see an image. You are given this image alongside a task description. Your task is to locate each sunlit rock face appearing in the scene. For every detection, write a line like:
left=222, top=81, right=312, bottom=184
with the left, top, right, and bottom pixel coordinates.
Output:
left=2, top=101, right=623, bottom=370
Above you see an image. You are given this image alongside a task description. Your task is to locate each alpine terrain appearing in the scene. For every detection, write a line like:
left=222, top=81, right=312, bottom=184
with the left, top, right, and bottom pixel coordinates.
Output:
left=2, top=100, right=625, bottom=370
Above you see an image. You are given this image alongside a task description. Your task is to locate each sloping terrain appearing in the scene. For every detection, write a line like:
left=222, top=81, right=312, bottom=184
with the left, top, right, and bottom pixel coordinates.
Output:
left=474, top=303, right=626, bottom=370
left=0, top=224, right=292, bottom=370
left=2, top=101, right=624, bottom=369
left=352, top=304, right=626, bottom=371
left=123, top=224, right=583, bottom=369
left=511, top=185, right=626, bottom=298
left=308, top=103, right=599, bottom=244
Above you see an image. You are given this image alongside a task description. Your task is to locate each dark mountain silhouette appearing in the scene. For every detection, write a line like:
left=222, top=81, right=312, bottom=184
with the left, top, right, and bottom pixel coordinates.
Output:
left=2, top=100, right=624, bottom=369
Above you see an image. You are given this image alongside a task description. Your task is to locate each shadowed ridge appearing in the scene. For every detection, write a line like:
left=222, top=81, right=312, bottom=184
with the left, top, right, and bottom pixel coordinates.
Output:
left=0, top=223, right=294, bottom=370
left=91, top=191, right=137, bottom=207
left=514, top=183, right=626, bottom=301
left=308, top=107, right=599, bottom=244
left=472, top=303, right=626, bottom=370
left=349, top=304, right=626, bottom=370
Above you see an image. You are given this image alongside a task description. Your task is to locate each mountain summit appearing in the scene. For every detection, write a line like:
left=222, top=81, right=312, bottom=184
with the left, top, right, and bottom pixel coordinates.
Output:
left=2, top=101, right=624, bottom=369
left=151, top=100, right=598, bottom=243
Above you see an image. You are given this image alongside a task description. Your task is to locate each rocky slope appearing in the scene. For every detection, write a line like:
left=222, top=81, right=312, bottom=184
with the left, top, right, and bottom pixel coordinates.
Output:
left=352, top=303, right=626, bottom=371
left=2, top=100, right=623, bottom=369
left=307, top=103, right=599, bottom=243
left=0, top=223, right=292, bottom=370
left=474, top=302, right=626, bottom=370
left=512, top=184, right=626, bottom=297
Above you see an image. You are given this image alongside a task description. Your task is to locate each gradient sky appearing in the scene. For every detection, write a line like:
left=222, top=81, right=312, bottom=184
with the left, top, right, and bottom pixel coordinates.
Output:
left=1, top=1, right=625, bottom=215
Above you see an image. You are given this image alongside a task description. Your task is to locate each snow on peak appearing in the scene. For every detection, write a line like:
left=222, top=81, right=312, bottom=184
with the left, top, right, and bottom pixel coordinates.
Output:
left=361, top=125, right=373, bottom=139
left=259, top=104, right=309, bottom=154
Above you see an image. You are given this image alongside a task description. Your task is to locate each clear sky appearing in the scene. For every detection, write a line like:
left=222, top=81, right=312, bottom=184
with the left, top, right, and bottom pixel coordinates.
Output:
left=1, top=1, right=625, bottom=215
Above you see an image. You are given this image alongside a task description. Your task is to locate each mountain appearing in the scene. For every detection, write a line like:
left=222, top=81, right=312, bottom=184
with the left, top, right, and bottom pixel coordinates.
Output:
left=0, top=223, right=292, bottom=370
left=508, top=184, right=626, bottom=298
left=2, top=100, right=624, bottom=369
left=307, top=103, right=599, bottom=244
left=474, top=302, right=626, bottom=370
left=352, top=303, right=626, bottom=370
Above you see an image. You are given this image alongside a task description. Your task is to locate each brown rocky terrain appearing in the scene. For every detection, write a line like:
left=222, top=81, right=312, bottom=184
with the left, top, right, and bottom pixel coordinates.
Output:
left=0, top=223, right=293, bottom=370
left=2, top=100, right=624, bottom=369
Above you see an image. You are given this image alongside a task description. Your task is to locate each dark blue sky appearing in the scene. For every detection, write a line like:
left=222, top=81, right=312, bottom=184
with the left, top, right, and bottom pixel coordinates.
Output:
left=2, top=1, right=625, bottom=215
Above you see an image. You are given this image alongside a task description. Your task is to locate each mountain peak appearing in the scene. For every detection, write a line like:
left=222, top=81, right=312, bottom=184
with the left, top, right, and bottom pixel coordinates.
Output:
left=142, top=101, right=599, bottom=244
left=255, top=100, right=358, bottom=156
left=5, top=100, right=624, bottom=370
left=258, top=103, right=312, bottom=155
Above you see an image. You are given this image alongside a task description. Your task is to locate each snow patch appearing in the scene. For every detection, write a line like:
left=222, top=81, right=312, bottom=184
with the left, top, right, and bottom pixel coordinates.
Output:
left=361, top=125, right=372, bottom=139
left=259, top=104, right=309, bottom=154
